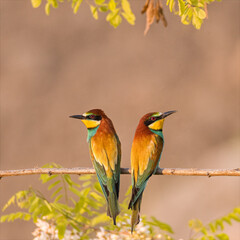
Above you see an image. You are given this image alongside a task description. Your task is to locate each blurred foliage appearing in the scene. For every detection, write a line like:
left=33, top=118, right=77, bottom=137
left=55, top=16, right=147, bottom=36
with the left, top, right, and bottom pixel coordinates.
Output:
left=1, top=163, right=239, bottom=239
left=188, top=207, right=240, bottom=240
left=31, top=0, right=135, bottom=28
left=30, top=0, right=222, bottom=30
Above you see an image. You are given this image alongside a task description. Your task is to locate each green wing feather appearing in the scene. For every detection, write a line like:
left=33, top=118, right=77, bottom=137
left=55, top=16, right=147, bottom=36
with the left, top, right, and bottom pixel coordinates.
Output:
left=129, top=135, right=163, bottom=208
left=114, top=134, right=121, bottom=199
left=90, top=134, right=121, bottom=224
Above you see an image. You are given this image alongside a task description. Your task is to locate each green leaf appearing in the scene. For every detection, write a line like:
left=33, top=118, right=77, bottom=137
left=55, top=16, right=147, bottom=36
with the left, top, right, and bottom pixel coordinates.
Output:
left=90, top=5, right=98, bottom=20
left=79, top=174, right=92, bottom=181
left=6, top=212, right=26, bottom=222
left=201, top=227, right=208, bottom=235
left=99, top=5, right=108, bottom=12
left=121, top=0, right=131, bottom=13
left=207, top=236, right=216, bottom=240
left=44, top=200, right=53, bottom=212
left=63, top=175, right=80, bottom=187
left=190, top=0, right=198, bottom=5
left=111, top=14, right=122, bottom=28
left=81, top=187, right=91, bottom=197
left=216, top=233, right=230, bottom=240
left=56, top=223, right=67, bottom=239
left=72, top=0, right=77, bottom=8
left=94, top=182, right=102, bottom=193
left=76, top=214, right=89, bottom=223
left=221, top=216, right=232, bottom=225
left=91, top=213, right=109, bottom=226
left=54, top=194, right=63, bottom=203
left=29, top=198, right=40, bottom=213
left=189, top=219, right=203, bottom=231
left=2, top=196, right=15, bottom=211
left=192, top=14, right=202, bottom=29
left=51, top=187, right=63, bottom=199
left=40, top=174, right=58, bottom=184
left=95, top=0, right=105, bottom=5
left=90, top=192, right=104, bottom=201
left=82, top=181, right=91, bottom=187
left=69, top=186, right=82, bottom=197
left=121, top=0, right=135, bottom=25
left=215, top=219, right=224, bottom=230
left=178, top=0, right=186, bottom=15
left=32, top=207, right=43, bottom=222
left=181, top=7, right=191, bottom=24
left=150, top=216, right=174, bottom=233
left=0, top=215, right=9, bottom=223
left=125, top=186, right=132, bottom=197
left=50, top=0, right=58, bottom=8
left=106, top=9, right=121, bottom=28
left=168, top=0, right=175, bottom=12
left=108, top=0, right=116, bottom=11
left=228, top=212, right=240, bottom=222
left=73, top=0, right=83, bottom=14
left=121, top=12, right=135, bottom=25
left=233, top=207, right=240, bottom=214
left=23, top=213, right=31, bottom=221
left=86, top=198, right=101, bottom=209
left=31, top=0, right=41, bottom=8
left=194, top=7, right=206, bottom=19
left=69, top=222, right=81, bottom=232
left=48, top=180, right=61, bottom=190
left=74, top=197, right=85, bottom=212
left=209, top=223, right=216, bottom=233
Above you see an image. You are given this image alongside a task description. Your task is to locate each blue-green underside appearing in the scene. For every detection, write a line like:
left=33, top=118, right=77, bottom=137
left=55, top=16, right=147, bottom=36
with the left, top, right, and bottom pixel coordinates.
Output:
left=150, top=129, right=164, bottom=140
left=87, top=126, right=99, bottom=142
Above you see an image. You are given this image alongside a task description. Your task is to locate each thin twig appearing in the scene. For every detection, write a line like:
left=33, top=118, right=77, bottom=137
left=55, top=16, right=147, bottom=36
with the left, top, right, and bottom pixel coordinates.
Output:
left=0, top=167, right=239, bottom=178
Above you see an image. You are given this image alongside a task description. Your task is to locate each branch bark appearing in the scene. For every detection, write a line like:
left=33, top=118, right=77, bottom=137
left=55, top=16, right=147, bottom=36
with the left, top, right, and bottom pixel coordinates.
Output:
left=0, top=167, right=239, bottom=178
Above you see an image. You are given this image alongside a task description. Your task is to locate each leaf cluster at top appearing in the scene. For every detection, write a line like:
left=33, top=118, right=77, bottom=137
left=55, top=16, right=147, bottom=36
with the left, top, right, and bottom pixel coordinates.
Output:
left=31, top=0, right=222, bottom=30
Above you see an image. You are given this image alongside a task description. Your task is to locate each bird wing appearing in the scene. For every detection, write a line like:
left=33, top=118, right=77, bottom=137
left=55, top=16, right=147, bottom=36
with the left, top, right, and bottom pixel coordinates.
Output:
left=89, top=133, right=121, bottom=199
left=130, top=134, right=163, bottom=206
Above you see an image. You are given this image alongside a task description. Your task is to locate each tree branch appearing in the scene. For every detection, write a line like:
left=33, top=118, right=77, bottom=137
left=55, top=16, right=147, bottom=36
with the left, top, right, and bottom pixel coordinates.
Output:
left=0, top=167, right=239, bottom=178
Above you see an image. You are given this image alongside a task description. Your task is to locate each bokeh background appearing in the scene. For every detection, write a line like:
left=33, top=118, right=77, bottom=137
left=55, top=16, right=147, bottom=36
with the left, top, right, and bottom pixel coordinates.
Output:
left=0, top=0, right=239, bottom=239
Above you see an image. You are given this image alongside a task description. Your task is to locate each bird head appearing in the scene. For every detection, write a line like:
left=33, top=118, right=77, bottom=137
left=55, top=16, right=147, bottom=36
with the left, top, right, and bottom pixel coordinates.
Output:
left=70, top=109, right=105, bottom=129
left=144, top=110, right=176, bottom=131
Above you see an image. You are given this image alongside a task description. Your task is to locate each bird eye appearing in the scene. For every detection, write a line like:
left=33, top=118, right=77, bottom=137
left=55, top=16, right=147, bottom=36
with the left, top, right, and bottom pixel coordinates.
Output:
left=151, top=117, right=156, bottom=121
left=89, top=115, right=95, bottom=119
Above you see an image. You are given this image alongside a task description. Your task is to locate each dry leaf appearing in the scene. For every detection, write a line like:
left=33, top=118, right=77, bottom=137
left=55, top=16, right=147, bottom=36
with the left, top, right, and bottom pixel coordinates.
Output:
left=144, top=0, right=155, bottom=35
left=157, top=0, right=167, bottom=26
left=142, top=0, right=167, bottom=35
left=155, top=0, right=161, bottom=23
left=141, top=0, right=150, bottom=14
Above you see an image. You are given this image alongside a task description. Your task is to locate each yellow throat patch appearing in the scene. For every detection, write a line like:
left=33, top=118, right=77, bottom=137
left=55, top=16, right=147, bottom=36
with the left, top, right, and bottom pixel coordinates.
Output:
left=81, top=119, right=100, bottom=129
left=148, top=119, right=164, bottom=131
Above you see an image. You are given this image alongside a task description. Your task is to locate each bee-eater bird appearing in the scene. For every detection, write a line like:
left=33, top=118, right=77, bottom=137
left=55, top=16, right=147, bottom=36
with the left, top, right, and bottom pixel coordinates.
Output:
left=128, top=110, right=176, bottom=232
left=70, top=109, right=121, bottom=225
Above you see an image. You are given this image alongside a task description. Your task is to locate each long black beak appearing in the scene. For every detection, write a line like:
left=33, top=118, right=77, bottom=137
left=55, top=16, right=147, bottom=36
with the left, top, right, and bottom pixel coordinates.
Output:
left=161, top=110, right=177, bottom=119
left=69, top=115, right=85, bottom=119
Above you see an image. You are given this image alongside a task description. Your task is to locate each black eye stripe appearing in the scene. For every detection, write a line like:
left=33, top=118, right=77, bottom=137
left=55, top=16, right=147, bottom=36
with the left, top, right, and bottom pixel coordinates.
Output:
left=144, top=115, right=162, bottom=126
left=86, top=115, right=102, bottom=121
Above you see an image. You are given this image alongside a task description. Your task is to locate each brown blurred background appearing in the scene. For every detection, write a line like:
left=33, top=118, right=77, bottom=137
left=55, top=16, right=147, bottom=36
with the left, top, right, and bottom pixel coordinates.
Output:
left=0, top=0, right=239, bottom=239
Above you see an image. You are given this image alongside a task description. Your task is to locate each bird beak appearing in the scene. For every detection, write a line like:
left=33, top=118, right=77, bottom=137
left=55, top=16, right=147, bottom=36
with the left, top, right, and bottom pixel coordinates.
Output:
left=69, top=115, right=85, bottom=119
left=161, top=110, right=176, bottom=119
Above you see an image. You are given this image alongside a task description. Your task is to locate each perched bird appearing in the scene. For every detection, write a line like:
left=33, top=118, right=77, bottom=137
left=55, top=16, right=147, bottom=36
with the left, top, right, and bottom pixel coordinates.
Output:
left=70, top=109, right=121, bottom=225
left=128, top=110, right=176, bottom=232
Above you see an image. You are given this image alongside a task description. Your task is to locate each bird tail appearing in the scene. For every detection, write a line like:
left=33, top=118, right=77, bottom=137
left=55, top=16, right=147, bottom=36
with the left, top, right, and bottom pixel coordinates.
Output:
left=128, top=190, right=143, bottom=233
left=107, top=190, right=120, bottom=225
